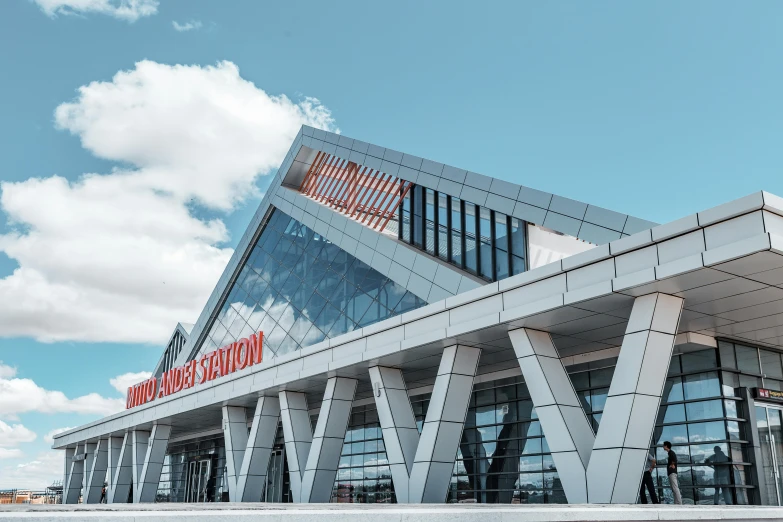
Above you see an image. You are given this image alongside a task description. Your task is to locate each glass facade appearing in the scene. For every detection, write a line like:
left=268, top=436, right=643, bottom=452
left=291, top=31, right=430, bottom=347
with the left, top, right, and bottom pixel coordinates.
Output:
left=399, top=185, right=527, bottom=283
left=333, top=404, right=395, bottom=503
left=156, top=434, right=227, bottom=503
left=201, top=209, right=427, bottom=359
left=653, top=346, right=751, bottom=505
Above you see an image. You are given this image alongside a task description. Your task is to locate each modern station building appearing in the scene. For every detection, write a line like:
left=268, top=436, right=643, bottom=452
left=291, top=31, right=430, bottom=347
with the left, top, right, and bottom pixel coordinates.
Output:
left=54, top=126, right=783, bottom=507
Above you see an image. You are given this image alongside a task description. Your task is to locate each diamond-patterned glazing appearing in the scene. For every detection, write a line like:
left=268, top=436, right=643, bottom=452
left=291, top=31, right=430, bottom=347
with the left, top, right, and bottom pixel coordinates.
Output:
left=203, top=209, right=427, bottom=358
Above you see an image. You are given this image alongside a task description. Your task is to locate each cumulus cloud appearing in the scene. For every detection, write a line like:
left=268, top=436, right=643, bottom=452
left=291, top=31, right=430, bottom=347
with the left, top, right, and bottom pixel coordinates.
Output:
left=0, top=373, right=124, bottom=418
left=0, top=420, right=37, bottom=447
left=172, top=19, right=202, bottom=32
left=0, top=60, right=337, bottom=344
left=44, top=427, right=74, bottom=444
left=0, top=451, right=63, bottom=489
left=32, top=0, right=158, bottom=22
left=110, top=371, right=152, bottom=394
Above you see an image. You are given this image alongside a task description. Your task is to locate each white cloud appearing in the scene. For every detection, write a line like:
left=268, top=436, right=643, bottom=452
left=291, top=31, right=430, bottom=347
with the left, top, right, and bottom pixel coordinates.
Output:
left=0, top=374, right=124, bottom=418
left=0, top=420, right=37, bottom=447
left=109, top=371, right=151, bottom=394
left=172, top=19, right=202, bottom=32
left=0, top=60, right=337, bottom=344
left=44, top=427, right=74, bottom=444
left=0, top=362, right=16, bottom=379
left=32, top=0, right=158, bottom=22
left=0, top=451, right=63, bottom=489
left=0, top=448, right=24, bottom=460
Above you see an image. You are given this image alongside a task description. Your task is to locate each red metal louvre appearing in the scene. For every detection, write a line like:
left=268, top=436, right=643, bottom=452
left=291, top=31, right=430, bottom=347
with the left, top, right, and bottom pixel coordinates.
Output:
left=298, top=153, right=413, bottom=234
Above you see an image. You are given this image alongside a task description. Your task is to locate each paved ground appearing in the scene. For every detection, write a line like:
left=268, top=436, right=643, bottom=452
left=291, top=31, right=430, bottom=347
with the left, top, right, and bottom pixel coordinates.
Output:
left=1, top=503, right=783, bottom=522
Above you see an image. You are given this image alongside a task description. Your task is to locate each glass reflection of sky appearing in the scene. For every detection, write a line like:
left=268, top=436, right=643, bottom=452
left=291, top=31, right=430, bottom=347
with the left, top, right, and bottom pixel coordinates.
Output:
left=203, top=209, right=427, bottom=358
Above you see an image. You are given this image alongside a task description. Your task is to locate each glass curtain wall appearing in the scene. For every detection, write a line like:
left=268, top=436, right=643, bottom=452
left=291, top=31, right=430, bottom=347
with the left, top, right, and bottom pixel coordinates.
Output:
left=333, top=404, right=395, bottom=503
left=200, top=209, right=427, bottom=359
left=653, top=346, right=752, bottom=505
left=398, top=184, right=527, bottom=283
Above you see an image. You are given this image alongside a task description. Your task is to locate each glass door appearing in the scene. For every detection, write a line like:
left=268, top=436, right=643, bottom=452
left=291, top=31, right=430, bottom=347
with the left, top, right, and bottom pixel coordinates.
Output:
left=184, top=459, right=211, bottom=503
left=265, top=449, right=284, bottom=502
left=185, top=461, right=197, bottom=502
left=756, top=406, right=783, bottom=505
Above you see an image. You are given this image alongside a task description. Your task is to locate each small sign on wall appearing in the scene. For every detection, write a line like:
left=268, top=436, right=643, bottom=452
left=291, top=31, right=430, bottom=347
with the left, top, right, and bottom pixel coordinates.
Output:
left=755, top=388, right=783, bottom=403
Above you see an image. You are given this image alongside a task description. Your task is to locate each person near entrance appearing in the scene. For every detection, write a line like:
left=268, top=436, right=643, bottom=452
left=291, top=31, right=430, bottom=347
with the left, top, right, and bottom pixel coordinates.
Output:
left=705, top=446, right=733, bottom=505
left=639, top=452, right=659, bottom=504
left=663, top=441, right=682, bottom=504
left=100, top=484, right=106, bottom=504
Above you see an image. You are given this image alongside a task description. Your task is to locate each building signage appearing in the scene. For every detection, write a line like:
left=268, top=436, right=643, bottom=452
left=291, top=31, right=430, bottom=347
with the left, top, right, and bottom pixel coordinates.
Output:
left=126, top=331, right=264, bottom=410
left=755, top=388, right=783, bottom=403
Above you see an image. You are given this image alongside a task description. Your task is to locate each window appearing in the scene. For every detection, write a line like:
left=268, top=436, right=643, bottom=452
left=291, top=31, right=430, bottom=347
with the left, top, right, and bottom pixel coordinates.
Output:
left=464, top=202, right=478, bottom=274
left=425, top=188, right=436, bottom=256
left=494, top=212, right=510, bottom=280
left=438, top=192, right=449, bottom=261
left=479, top=207, right=493, bottom=280
left=450, top=197, right=463, bottom=267
left=201, top=209, right=426, bottom=359
left=397, top=185, right=537, bottom=282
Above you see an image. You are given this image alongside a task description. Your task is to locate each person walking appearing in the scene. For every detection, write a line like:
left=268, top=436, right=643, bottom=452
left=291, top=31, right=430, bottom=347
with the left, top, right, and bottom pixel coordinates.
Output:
left=663, top=441, right=682, bottom=504
left=100, top=484, right=107, bottom=504
left=639, top=452, right=659, bottom=504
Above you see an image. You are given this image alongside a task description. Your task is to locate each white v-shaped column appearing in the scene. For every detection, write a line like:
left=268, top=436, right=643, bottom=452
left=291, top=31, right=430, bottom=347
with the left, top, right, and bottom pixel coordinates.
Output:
left=509, top=292, right=683, bottom=503
left=63, top=443, right=84, bottom=504
left=131, top=423, right=171, bottom=503
left=222, top=396, right=281, bottom=502
left=279, top=376, right=358, bottom=503
left=84, top=439, right=108, bottom=503
left=369, top=344, right=482, bottom=503
left=107, top=434, right=132, bottom=503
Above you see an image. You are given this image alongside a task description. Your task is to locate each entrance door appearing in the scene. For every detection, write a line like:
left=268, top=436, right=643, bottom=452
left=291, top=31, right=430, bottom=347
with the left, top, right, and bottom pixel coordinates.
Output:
left=265, top=449, right=284, bottom=502
left=756, top=406, right=783, bottom=505
left=184, top=459, right=211, bottom=503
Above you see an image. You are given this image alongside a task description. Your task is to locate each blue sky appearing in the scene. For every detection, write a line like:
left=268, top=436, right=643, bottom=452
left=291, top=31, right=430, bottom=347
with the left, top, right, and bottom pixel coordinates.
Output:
left=1, top=0, right=783, bottom=488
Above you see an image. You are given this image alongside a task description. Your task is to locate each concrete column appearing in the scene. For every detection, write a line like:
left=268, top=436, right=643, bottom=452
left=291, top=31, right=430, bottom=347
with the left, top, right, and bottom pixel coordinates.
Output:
left=587, top=293, right=683, bottom=503
left=409, top=345, right=481, bottom=503
left=131, top=429, right=148, bottom=503
left=279, top=377, right=357, bottom=503
left=368, top=366, right=419, bottom=503
left=301, top=378, right=357, bottom=503
left=222, top=396, right=281, bottom=502
left=278, top=391, right=311, bottom=502
left=132, top=424, right=171, bottom=503
left=82, top=442, right=96, bottom=501
left=84, top=439, right=108, bottom=503
left=509, top=292, right=683, bottom=504
left=508, top=328, right=594, bottom=503
left=63, top=445, right=83, bottom=504
left=107, top=434, right=132, bottom=504
left=370, top=345, right=480, bottom=503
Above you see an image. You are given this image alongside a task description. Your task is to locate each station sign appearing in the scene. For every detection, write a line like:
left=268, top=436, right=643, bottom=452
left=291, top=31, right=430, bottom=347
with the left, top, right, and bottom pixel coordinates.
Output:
left=126, top=331, right=264, bottom=409
left=754, top=388, right=783, bottom=404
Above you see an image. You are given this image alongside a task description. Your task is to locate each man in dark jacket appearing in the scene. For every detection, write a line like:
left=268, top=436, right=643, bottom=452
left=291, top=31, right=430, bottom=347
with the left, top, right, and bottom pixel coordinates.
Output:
left=663, top=441, right=682, bottom=504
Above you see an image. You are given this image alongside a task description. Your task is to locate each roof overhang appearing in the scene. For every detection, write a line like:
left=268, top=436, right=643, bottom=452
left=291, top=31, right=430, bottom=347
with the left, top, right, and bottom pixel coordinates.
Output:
left=53, top=191, right=783, bottom=448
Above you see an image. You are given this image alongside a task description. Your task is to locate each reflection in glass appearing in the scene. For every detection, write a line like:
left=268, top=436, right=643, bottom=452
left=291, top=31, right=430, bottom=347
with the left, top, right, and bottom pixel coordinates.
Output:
left=683, top=372, right=720, bottom=400
left=202, top=210, right=425, bottom=360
